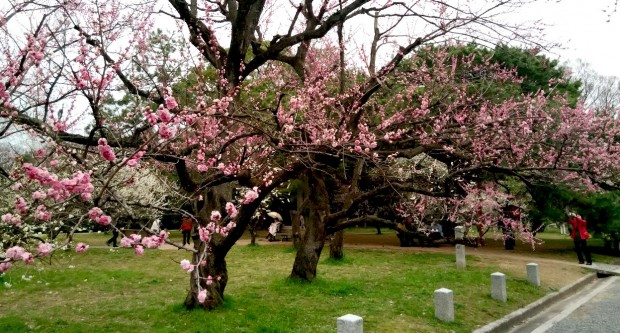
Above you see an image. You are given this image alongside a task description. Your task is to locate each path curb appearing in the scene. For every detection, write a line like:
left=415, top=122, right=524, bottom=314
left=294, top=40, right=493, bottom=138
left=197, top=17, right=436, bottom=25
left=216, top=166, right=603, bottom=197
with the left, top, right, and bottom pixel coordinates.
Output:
left=472, top=272, right=597, bottom=333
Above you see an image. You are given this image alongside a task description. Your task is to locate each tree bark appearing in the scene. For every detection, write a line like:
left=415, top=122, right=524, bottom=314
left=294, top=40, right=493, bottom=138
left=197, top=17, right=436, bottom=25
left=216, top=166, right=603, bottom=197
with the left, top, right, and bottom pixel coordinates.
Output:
left=329, top=230, right=344, bottom=259
left=184, top=239, right=228, bottom=309
left=289, top=171, right=329, bottom=281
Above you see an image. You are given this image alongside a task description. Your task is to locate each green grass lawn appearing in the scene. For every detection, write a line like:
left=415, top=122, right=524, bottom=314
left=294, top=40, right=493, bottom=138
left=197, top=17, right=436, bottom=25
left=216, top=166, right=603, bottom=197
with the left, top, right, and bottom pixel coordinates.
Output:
left=0, top=232, right=558, bottom=333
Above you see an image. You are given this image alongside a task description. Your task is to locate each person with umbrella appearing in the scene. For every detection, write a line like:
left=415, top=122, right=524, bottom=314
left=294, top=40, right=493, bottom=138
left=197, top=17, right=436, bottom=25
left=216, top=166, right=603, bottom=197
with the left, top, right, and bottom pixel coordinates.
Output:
left=266, top=212, right=283, bottom=241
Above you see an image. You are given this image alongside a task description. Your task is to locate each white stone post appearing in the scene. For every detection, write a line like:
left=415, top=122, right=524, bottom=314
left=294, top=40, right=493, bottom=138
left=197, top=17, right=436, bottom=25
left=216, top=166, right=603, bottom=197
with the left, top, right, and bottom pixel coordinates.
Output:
left=456, top=244, right=466, bottom=269
left=337, top=314, right=363, bottom=333
left=527, top=263, right=540, bottom=286
left=454, top=226, right=464, bottom=240
left=434, top=288, right=454, bottom=322
left=491, top=272, right=507, bottom=302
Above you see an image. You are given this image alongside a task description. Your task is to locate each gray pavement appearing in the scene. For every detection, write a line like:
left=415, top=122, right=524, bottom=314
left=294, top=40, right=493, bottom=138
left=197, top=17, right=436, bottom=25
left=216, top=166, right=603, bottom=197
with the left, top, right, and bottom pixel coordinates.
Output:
left=475, top=263, right=620, bottom=333
left=543, top=276, right=620, bottom=333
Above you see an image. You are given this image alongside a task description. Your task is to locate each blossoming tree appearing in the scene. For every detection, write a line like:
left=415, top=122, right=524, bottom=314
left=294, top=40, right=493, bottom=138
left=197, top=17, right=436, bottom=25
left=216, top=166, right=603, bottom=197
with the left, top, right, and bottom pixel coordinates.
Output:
left=2, top=0, right=618, bottom=310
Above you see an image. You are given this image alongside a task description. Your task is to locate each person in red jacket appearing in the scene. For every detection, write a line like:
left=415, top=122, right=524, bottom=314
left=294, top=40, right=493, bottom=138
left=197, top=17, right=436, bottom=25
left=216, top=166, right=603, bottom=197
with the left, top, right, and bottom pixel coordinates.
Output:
left=180, top=216, right=193, bottom=246
left=567, top=212, right=592, bottom=265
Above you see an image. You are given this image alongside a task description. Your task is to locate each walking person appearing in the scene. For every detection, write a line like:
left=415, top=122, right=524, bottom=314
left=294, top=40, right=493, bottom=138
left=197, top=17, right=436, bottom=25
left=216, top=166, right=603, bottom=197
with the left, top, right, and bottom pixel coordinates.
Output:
left=106, top=227, right=119, bottom=247
left=180, top=215, right=193, bottom=246
left=567, top=212, right=592, bottom=265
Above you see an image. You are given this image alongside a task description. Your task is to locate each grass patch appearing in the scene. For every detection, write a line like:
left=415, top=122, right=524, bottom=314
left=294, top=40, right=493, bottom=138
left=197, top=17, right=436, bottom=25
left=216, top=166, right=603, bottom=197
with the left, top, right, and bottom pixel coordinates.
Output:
left=0, top=233, right=585, bottom=333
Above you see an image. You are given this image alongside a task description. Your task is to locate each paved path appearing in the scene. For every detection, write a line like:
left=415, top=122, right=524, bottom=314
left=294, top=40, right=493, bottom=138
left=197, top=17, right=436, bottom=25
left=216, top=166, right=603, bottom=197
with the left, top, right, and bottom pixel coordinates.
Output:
left=501, top=263, right=620, bottom=333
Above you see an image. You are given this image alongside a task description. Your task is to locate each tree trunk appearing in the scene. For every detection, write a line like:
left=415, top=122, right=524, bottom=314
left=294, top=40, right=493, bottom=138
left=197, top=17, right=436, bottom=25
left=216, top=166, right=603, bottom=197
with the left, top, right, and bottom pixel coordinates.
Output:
left=184, top=240, right=228, bottom=309
left=290, top=171, right=329, bottom=281
left=329, top=230, right=344, bottom=259
left=249, top=228, right=257, bottom=246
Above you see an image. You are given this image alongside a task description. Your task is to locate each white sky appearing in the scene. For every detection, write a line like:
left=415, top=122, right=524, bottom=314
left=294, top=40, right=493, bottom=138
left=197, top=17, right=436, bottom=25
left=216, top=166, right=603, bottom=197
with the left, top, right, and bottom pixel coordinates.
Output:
left=519, top=0, right=620, bottom=77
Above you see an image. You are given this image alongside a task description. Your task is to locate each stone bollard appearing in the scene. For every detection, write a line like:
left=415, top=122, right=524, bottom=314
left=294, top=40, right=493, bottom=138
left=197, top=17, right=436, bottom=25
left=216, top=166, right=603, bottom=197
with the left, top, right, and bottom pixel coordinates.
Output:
left=456, top=244, right=466, bottom=269
left=527, top=263, right=540, bottom=286
left=491, top=272, right=507, bottom=302
left=337, top=314, right=363, bottom=333
left=454, top=226, right=464, bottom=240
left=434, top=288, right=454, bottom=322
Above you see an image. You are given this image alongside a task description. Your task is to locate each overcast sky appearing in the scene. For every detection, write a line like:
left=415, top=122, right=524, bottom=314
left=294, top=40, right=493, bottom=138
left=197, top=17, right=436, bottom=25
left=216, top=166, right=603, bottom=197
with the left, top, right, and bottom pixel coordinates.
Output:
left=519, top=0, right=620, bottom=77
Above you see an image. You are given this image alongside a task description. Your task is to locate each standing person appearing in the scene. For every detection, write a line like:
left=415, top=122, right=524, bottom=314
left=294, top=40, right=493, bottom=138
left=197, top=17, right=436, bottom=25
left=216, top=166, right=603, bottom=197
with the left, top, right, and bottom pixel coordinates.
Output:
left=151, top=218, right=161, bottom=234
left=567, top=212, right=592, bottom=265
left=180, top=216, right=193, bottom=246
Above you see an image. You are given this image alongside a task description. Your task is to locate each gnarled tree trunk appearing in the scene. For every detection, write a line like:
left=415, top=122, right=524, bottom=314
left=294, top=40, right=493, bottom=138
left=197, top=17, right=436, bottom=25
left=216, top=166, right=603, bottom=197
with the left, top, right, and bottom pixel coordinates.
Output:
left=290, top=171, right=329, bottom=281
left=184, top=239, right=229, bottom=309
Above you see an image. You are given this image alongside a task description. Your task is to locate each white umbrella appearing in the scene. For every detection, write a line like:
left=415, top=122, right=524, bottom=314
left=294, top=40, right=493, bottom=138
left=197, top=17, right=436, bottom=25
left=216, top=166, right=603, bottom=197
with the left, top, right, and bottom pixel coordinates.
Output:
left=267, top=212, right=283, bottom=221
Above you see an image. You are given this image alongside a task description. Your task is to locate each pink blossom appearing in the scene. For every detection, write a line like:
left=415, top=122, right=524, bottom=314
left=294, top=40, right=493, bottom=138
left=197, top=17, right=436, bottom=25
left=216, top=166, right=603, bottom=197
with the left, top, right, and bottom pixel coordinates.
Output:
left=97, top=215, right=112, bottom=226
left=15, top=197, right=28, bottom=214
left=1, top=213, right=12, bottom=223
left=97, top=138, right=116, bottom=161
left=32, top=191, right=47, bottom=200
left=81, top=192, right=92, bottom=201
left=242, top=188, right=259, bottom=204
left=0, top=262, right=11, bottom=273
left=145, top=112, right=158, bottom=124
left=75, top=243, right=89, bottom=253
left=197, top=290, right=207, bottom=303
left=206, top=275, right=213, bottom=285
left=34, top=205, right=51, bottom=221
left=141, top=236, right=162, bottom=249
left=6, top=246, right=25, bottom=260
left=21, top=252, right=34, bottom=264
left=120, top=237, right=133, bottom=248
left=226, top=221, right=237, bottom=229
left=165, top=96, right=178, bottom=110
left=35, top=149, right=46, bottom=158
left=158, top=123, right=175, bottom=139
left=210, top=211, right=221, bottom=221
left=88, top=207, right=103, bottom=220
left=180, top=259, right=194, bottom=273
left=198, top=227, right=210, bottom=242
left=157, top=107, right=172, bottom=122
left=225, top=202, right=238, bottom=218
left=134, top=245, right=144, bottom=256
left=37, top=243, right=53, bottom=256
left=10, top=215, right=21, bottom=226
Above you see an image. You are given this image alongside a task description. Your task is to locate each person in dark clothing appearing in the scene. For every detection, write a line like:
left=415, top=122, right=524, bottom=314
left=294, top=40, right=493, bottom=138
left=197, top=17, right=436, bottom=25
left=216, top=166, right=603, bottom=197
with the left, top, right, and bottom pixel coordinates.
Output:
left=106, top=228, right=119, bottom=247
left=567, top=212, right=592, bottom=265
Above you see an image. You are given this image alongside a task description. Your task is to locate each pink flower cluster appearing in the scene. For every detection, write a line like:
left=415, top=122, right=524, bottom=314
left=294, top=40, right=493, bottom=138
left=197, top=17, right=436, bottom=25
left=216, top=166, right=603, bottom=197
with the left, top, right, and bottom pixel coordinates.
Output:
left=1, top=213, right=21, bottom=226
left=97, top=138, right=116, bottom=161
left=37, top=243, right=53, bottom=256
left=22, top=164, right=95, bottom=202
left=88, top=207, right=111, bottom=226
left=180, top=259, right=194, bottom=273
left=242, top=187, right=259, bottom=204
left=158, top=123, right=175, bottom=139
left=4, top=246, right=34, bottom=266
left=197, top=290, right=207, bottom=303
left=34, top=205, right=51, bottom=221
left=225, top=202, right=238, bottom=218
left=75, top=243, right=89, bottom=253
left=119, top=231, right=168, bottom=252
left=198, top=220, right=236, bottom=243
left=15, top=197, right=28, bottom=214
